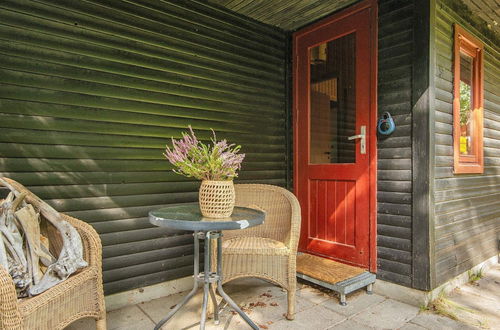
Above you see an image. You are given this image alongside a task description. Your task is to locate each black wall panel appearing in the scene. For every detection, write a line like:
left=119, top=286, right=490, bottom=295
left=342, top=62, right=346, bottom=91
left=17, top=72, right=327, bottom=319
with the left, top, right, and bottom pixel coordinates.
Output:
left=376, top=0, right=414, bottom=287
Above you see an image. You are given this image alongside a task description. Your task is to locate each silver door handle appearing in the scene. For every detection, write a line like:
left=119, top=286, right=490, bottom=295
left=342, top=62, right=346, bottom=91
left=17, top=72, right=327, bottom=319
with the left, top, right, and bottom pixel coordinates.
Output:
left=347, top=125, right=366, bottom=154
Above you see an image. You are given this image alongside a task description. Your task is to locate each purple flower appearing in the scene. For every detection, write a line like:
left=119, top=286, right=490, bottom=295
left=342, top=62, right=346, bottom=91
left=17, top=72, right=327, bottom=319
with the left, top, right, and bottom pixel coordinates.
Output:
left=163, top=126, right=245, bottom=180
left=163, top=126, right=199, bottom=165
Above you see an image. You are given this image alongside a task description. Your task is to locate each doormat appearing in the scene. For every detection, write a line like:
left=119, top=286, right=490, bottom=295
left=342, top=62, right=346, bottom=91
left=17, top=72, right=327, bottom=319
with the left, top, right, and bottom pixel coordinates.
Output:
left=296, top=253, right=366, bottom=284
left=296, top=253, right=376, bottom=305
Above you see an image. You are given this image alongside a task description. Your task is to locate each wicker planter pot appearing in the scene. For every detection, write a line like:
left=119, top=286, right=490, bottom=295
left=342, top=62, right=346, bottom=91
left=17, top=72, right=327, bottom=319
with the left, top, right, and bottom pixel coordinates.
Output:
left=199, top=180, right=235, bottom=218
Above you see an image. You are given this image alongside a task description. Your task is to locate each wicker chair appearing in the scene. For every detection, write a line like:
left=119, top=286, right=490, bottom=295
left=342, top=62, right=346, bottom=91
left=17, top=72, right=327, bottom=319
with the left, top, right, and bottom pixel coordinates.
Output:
left=0, top=178, right=106, bottom=330
left=221, top=184, right=301, bottom=320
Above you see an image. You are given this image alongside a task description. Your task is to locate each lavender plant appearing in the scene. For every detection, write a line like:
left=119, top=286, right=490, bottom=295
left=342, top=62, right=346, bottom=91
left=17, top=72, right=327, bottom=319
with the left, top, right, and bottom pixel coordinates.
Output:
left=164, top=126, right=245, bottom=181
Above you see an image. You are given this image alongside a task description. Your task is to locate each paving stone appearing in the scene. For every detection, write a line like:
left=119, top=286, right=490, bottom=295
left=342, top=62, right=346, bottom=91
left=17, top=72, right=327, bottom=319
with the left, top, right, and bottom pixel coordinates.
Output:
left=442, top=265, right=500, bottom=329
left=351, top=299, right=419, bottom=329
left=106, top=305, right=154, bottom=330
left=454, top=283, right=499, bottom=307
left=210, top=309, right=269, bottom=330
left=430, top=294, right=492, bottom=330
left=224, top=281, right=287, bottom=303
left=84, top=264, right=500, bottom=330
left=296, top=285, right=332, bottom=304
left=398, top=323, right=427, bottom=330
left=328, top=319, right=374, bottom=329
left=322, top=292, right=386, bottom=317
left=269, top=305, right=346, bottom=330
left=138, top=290, right=206, bottom=329
left=409, top=312, right=477, bottom=330
left=137, top=282, right=298, bottom=330
left=449, top=285, right=500, bottom=318
left=223, top=277, right=286, bottom=297
left=215, top=288, right=315, bottom=328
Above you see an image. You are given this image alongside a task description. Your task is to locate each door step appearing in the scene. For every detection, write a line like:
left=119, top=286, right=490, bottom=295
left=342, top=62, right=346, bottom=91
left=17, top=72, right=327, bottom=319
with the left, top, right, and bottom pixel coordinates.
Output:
left=296, top=254, right=376, bottom=306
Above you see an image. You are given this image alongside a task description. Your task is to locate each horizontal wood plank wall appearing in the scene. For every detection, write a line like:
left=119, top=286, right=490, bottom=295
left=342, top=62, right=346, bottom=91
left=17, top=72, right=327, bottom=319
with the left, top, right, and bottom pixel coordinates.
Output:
left=376, top=0, right=414, bottom=287
left=0, top=0, right=286, bottom=294
left=433, top=1, right=500, bottom=286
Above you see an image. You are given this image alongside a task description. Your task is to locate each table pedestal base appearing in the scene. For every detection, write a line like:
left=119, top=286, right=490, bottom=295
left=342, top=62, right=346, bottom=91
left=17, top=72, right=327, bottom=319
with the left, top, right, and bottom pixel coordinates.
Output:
left=153, top=231, right=258, bottom=330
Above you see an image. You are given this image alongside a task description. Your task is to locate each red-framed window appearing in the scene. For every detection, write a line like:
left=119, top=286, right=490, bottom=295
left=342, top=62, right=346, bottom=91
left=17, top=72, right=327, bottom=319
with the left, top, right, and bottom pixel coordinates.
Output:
left=453, top=24, right=484, bottom=174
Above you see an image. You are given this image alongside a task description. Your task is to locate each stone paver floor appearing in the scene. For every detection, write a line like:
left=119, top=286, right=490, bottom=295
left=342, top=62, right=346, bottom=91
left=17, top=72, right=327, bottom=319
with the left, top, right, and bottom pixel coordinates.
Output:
left=437, top=264, right=500, bottom=329
left=67, top=264, right=500, bottom=330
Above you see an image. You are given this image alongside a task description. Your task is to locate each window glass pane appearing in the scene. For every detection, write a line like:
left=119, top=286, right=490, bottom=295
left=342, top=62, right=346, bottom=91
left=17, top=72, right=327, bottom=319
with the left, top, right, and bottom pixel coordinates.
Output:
left=453, top=25, right=484, bottom=173
left=309, top=33, right=356, bottom=164
left=459, top=52, right=474, bottom=155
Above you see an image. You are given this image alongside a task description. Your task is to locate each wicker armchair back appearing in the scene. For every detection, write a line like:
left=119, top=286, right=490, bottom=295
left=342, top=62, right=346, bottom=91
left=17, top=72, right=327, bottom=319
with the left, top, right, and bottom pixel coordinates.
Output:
left=221, top=184, right=301, bottom=320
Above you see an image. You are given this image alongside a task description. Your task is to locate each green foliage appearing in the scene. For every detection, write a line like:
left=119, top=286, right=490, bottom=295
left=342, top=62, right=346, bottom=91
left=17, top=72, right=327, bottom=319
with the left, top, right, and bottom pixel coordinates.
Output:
left=468, top=267, right=484, bottom=283
left=427, top=288, right=486, bottom=328
left=420, top=304, right=430, bottom=312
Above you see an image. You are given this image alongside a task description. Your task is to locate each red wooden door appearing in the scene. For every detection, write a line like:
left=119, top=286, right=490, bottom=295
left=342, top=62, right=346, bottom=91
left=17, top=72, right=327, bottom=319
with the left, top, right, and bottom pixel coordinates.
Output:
left=294, top=3, right=377, bottom=270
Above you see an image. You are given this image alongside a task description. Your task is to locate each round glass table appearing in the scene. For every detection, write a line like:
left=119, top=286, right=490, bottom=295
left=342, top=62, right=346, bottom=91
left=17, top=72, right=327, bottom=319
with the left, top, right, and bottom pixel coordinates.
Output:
left=149, top=203, right=265, bottom=330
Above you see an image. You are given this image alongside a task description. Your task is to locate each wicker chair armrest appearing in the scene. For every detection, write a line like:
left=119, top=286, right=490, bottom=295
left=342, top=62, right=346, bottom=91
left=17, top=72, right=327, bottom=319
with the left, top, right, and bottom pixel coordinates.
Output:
left=62, top=214, right=103, bottom=269
left=283, top=190, right=302, bottom=254
left=0, top=266, right=22, bottom=329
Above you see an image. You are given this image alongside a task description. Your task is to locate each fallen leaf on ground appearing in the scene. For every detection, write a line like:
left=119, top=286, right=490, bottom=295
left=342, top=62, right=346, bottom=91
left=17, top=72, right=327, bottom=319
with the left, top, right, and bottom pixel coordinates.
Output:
left=258, top=325, right=268, bottom=329
left=249, top=301, right=267, bottom=308
left=270, top=302, right=278, bottom=306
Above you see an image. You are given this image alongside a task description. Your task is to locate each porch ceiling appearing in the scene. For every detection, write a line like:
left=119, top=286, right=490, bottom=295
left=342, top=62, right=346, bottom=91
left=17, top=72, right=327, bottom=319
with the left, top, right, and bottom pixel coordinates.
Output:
left=206, top=0, right=358, bottom=31
left=208, top=0, right=499, bottom=37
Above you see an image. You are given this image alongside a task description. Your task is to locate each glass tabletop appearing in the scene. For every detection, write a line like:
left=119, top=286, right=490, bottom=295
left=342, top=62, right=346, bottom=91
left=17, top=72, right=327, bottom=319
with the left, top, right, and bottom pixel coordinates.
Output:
left=149, top=203, right=265, bottom=231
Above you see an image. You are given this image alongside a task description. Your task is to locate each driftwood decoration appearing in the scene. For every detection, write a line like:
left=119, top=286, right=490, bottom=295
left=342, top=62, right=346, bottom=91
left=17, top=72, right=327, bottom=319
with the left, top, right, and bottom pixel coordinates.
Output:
left=0, top=178, right=87, bottom=297
left=0, top=192, right=30, bottom=296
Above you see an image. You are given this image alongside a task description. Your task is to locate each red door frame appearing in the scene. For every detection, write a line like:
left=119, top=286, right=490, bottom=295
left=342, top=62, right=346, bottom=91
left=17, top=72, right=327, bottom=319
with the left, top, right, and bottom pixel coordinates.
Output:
left=293, top=0, right=378, bottom=273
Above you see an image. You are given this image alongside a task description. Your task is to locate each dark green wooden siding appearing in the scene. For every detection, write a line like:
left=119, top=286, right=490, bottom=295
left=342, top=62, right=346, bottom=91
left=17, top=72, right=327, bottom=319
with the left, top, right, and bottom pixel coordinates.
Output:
left=376, top=0, right=414, bottom=287
left=433, top=1, right=500, bottom=286
left=0, top=0, right=287, bottom=294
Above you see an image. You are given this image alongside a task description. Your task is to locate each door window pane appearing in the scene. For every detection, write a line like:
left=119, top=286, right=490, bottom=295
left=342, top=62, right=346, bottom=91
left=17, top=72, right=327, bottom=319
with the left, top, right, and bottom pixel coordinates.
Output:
left=309, top=33, right=356, bottom=164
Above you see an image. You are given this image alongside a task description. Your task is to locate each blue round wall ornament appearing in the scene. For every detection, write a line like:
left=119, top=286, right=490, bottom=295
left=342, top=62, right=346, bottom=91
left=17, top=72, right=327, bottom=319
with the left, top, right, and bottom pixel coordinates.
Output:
left=377, top=112, right=396, bottom=135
